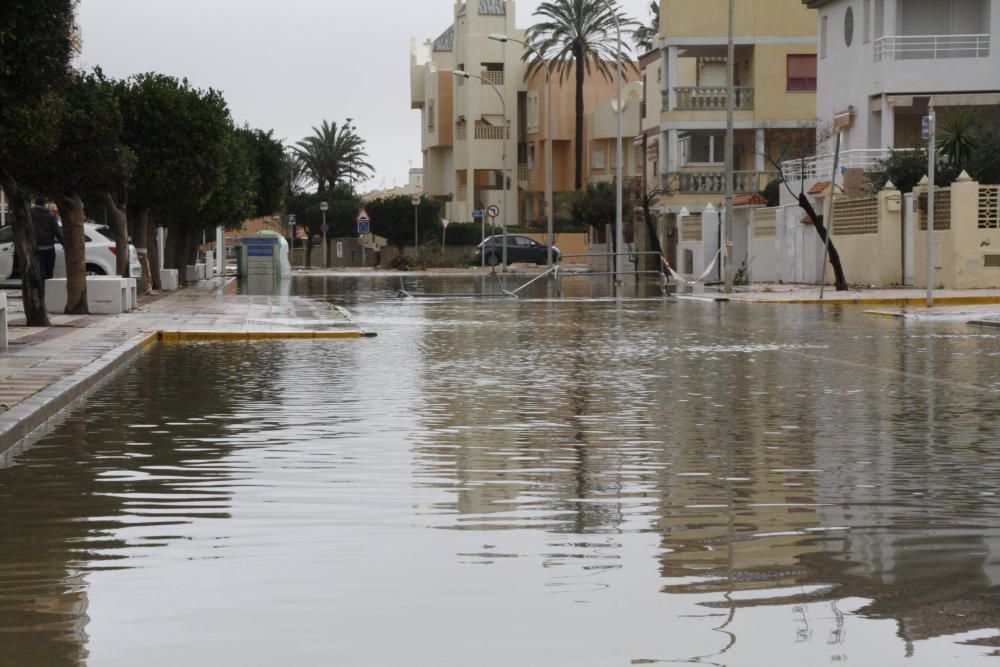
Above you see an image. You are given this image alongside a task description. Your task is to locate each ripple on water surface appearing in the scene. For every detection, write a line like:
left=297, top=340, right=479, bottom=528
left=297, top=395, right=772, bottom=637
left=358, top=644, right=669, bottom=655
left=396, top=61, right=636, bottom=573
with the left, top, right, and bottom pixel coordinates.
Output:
left=0, top=276, right=999, bottom=666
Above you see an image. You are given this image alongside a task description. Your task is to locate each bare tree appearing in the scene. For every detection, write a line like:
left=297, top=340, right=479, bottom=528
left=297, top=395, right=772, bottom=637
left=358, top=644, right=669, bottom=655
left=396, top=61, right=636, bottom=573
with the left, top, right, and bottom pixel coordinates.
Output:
left=753, top=125, right=849, bottom=291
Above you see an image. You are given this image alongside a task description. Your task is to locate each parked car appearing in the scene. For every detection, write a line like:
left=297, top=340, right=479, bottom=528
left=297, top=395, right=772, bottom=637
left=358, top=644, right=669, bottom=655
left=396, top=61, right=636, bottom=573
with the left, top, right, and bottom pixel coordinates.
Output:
left=0, top=222, right=142, bottom=282
left=474, top=235, right=561, bottom=266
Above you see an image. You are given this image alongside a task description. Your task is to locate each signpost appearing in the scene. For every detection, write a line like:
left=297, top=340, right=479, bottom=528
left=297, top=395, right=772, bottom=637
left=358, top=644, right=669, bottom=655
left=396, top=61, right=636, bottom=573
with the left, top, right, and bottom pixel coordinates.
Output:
left=287, top=213, right=297, bottom=269
left=473, top=209, right=487, bottom=267
left=356, top=208, right=371, bottom=267
left=442, top=218, right=450, bottom=251
left=924, top=109, right=936, bottom=308
left=320, top=201, right=329, bottom=268
left=486, top=205, right=501, bottom=269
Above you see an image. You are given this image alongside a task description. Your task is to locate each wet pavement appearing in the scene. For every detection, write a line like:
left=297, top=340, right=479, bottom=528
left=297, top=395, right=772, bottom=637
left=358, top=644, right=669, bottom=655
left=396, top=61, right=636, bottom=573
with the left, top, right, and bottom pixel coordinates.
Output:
left=1, top=274, right=999, bottom=665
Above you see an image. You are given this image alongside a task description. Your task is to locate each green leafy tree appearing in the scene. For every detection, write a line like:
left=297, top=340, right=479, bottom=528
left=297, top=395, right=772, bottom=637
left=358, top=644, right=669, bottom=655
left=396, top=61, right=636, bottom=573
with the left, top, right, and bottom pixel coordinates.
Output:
left=118, top=74, right=232, bottom=287
left=237, top=126, right=285, bottom=217
left=366, top=195, right=443, bottom=251
left=632, top=1, right=660, bottom=53
left=571, top=181, right=618, bottom=229
left=867, top=149, right=959, bottom=194
left=0, top=0, right=78, bottom=325
left=35, top=69, right=135, bottom=312
left=292, top=120, right=374, bottom=193
left=525, top=0, right=636, bottom=190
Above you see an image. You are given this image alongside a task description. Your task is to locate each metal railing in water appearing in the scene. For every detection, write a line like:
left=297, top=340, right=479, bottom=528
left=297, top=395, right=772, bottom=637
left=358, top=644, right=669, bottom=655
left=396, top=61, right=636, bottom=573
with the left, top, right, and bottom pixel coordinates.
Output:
left=398, top=251, right=670, bottom=300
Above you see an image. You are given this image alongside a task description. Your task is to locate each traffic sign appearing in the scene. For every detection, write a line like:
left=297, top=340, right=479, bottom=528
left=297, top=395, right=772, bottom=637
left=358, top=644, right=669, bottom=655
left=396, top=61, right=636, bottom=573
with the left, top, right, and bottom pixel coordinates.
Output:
left=288, top=213, right=297, bottom=225
left=356, top=208, right=371, bottom=235
left=472, top=210, right=486, bottom=219
left=321, top=223, right=329, bottom=233
left=487, top=205, right=501, bottom=219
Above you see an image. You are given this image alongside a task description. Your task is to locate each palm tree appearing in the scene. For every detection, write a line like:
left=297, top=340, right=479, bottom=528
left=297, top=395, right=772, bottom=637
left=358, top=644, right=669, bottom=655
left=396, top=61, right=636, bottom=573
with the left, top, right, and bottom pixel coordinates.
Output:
left=526, top=0, right=637, bottom=190
left=938, top=108, right=980, bottom=173
left=284, top=152, right=310, bottom=197
left=292, top=120, right=374, bottom=194
left=633, top=1, right=660, bottom=53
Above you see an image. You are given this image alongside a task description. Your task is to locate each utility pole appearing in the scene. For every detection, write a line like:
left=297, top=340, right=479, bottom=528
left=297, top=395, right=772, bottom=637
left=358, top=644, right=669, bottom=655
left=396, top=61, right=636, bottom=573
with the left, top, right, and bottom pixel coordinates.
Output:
left=926, top=106, right=937, bottom=308
left=723, top=0, right=736, bottom=294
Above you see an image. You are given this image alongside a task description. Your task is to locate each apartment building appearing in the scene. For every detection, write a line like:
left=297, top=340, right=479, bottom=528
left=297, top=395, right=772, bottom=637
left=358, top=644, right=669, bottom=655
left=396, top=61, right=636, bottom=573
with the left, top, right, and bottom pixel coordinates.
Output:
left=807, top=0, right=998, bottom=151
left=411, top=0, right=637, bottom=230
left=640, top=0, right=820, bottom=273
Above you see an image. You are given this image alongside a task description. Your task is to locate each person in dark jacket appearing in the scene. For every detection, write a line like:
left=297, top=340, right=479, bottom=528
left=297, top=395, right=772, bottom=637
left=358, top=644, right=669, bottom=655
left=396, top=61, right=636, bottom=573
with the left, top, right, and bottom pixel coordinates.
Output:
left=31, top=198, right=62, bottom=281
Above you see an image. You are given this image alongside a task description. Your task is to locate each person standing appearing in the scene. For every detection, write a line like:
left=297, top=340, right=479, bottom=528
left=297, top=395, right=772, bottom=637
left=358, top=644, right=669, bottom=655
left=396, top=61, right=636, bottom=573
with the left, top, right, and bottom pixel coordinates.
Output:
left=31, top=198, right=62, bottom=282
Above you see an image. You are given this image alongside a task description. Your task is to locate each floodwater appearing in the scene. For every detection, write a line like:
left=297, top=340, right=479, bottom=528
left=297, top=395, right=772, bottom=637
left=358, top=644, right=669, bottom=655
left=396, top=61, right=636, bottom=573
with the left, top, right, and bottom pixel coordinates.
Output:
left=1, top=275, right=1000, bottom=666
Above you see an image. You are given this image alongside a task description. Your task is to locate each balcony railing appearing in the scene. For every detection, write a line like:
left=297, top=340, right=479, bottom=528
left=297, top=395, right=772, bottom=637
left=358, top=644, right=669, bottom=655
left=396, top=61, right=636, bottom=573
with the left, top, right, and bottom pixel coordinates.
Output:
left=780, top=148, right=918, bottom=181
left=456, top=125, right=467, bottom=141
left=673, top=171, right=775, bottom=194
left=874, top=34, right=990, bottom=61
left=480, top=70, right=505, bottom=86
left=518, top=164, right=529, bottom=182
left=474, top=125, right=509, bottom=140
left=674, top=86, right=754, bottom=111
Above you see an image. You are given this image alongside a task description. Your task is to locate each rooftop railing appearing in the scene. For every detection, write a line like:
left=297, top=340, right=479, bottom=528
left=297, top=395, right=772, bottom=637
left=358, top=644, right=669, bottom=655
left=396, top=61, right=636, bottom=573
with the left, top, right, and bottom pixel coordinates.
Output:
left=874, top=34, right=990, bottom=61
left=781, top=148, right=917, bottom=182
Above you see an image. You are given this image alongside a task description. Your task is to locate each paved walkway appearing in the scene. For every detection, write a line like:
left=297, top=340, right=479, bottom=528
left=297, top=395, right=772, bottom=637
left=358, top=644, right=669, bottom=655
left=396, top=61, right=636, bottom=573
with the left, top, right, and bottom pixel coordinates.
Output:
left=727, top=285, right=1000, bottom=306
left=0, top=279, right=358, bottom=418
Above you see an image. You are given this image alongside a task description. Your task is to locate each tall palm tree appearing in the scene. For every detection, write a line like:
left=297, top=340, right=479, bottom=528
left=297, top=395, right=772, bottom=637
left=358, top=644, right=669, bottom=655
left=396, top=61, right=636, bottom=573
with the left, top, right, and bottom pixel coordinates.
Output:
left=633, top=1, right=660, bottom=53
left=292, top=120, right=374, bottom=194
left=526, top=0, right=636, bottom=190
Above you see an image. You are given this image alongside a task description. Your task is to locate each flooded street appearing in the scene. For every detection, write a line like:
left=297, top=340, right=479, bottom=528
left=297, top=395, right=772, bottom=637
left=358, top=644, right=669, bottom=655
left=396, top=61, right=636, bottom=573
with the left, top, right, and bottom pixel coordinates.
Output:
left=2, top=276, right=999, bottom=665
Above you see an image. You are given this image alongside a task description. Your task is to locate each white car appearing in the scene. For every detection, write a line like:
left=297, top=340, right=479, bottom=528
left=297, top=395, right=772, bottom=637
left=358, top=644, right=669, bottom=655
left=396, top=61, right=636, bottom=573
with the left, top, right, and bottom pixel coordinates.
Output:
left=0, top=222, right=142, bottom=283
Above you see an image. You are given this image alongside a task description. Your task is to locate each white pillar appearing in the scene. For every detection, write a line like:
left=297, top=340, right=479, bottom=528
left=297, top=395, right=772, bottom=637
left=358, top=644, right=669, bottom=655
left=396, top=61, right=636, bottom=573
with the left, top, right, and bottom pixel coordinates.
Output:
left=666, top=46, right=679, bottom=111
left=157, top=227, right=166, bottom=272
left=215, top=227, right=225, bottom=277
left=755, top=129, right=766, bottom=173
left=883, top=0, right=898, bottom=37
left=880, top=94, right=895, bottom=149
left=667, top=129, right=680, bottom=172
left=659, top=130, right=670, bottom=175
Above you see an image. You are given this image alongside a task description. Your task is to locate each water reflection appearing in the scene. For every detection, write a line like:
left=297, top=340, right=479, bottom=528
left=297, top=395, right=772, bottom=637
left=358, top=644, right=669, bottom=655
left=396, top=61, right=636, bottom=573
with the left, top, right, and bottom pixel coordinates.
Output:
left=0, top=275, right=998, bottom=665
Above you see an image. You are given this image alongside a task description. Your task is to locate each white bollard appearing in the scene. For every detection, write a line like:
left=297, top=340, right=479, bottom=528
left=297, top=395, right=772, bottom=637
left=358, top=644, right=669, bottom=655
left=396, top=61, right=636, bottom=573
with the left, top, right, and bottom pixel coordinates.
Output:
left=0, top=292, right=8, bottom=349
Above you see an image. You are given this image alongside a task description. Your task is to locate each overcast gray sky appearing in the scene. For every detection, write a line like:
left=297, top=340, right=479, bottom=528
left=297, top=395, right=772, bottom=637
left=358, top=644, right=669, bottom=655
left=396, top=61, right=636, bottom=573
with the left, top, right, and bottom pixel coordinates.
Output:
left=77, top=0, right=653, bottom=192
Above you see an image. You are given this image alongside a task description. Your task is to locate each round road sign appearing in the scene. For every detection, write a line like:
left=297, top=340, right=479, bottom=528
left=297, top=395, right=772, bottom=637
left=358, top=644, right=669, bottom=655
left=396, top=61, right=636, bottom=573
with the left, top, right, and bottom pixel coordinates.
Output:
left=487, top=205, right=501, bottom=218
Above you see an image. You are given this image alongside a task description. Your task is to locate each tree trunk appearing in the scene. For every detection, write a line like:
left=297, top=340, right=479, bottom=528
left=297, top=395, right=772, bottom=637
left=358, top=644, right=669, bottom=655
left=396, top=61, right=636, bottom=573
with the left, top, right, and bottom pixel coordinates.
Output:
left=0, top=175, right=50, bottom=326
left=641, top=198, right=665, bottom=274
left=132, top=208, right=151, bottom=293
left=103, top=192, right=130, bottom=278
left=573, top=49, right=585, bottom=191
left=186, top=229, right=200, bottom=267
left=163, top=219, right=178, bottom=270
left=54, top=193, right=88, bottom=315
left=148, top=216, right=162, bottom=291
left=798, top=193, right=848, bottom=291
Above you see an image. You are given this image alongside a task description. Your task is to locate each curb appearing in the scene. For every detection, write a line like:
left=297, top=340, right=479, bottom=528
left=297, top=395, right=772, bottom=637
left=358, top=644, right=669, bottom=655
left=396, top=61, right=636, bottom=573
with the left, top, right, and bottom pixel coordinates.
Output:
left=156, top=330, right=371, bottom=341
left=0, top=331, right=159, bottom=459
left=735, top=296, right=1000, bottom=306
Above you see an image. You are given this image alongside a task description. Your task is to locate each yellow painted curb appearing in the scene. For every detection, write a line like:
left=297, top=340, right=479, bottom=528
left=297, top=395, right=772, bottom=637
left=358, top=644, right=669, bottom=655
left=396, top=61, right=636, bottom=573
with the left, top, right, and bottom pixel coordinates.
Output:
left=739, top=295, right=1000, bottom=307
left=157, top=330, right=367, bottom=342
left=864, top=310, right=906, bottom=319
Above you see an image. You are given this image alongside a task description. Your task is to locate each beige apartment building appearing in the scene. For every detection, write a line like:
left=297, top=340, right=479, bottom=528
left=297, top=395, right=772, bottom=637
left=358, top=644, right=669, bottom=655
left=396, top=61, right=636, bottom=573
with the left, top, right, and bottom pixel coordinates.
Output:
left=639, top=0, right=820, bottom=274
left=411, top=0, right=639, bottom=231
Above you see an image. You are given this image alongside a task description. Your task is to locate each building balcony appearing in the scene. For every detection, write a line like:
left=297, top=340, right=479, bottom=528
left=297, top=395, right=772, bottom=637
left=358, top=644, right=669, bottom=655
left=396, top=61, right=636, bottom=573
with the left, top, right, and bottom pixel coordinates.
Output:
left=474, top=125, right=509, bottom=141
left=518, top=164, right=529, bottom=182
left=874, top=34, right=990, bottom=61
left=671, top=170, right=776, bottom=194
left=481, top=70, right=505, bottom=86
left=672, top=86, right=755, bottom=111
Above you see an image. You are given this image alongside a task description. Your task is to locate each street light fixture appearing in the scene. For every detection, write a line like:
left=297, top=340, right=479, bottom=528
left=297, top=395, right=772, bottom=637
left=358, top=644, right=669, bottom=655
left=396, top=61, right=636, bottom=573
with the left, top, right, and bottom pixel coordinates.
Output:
left=411, top=193, right=421, bottom=252
left=490, top=33, right=555, bottom=270
left=597, top=0, right=625, bottom=285
left=452, top=69, right=509, bottom=272
left=320, top=201, right=329, bottom=268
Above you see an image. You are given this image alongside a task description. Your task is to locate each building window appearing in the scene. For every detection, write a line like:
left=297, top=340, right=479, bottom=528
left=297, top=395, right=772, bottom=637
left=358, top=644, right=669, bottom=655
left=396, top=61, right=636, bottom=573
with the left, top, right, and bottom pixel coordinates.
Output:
left=428, top=100, right=435, bottom=131
left=821, top=15, right=829, bottom=57
left=874, top=0, right=884, bottom=39
left=526, top=91, right=540, bottom=134
left=687, top=132, right=725, bottom=164
left=592, top=147, right=606, bottom=169
left=787, top=55, right=818, bottom=91
left=844, top=7, right=855, bottom=47
left=863, top=0, right=871, bottom=43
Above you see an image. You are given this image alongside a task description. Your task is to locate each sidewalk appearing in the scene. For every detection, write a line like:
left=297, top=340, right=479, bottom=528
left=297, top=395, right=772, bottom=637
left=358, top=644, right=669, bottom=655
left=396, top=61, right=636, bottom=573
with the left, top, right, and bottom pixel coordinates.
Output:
left=0, top=279, right=363, bottom=455
left=727, top=285, right=1000, bottom=306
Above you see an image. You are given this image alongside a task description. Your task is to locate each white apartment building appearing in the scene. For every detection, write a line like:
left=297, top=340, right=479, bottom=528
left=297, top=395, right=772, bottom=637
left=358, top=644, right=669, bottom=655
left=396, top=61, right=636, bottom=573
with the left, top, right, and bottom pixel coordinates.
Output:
left=411, top=0, right=525, bottom=228
left=801, top=0, right=999, bottom=165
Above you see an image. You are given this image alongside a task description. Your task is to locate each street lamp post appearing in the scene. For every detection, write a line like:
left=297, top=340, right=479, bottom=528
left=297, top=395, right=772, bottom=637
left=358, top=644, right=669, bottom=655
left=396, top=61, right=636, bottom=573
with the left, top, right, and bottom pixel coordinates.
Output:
left=490, top=34, right=555, bottom=269
left=320, top=201, right=329, bottom=268
left=411, top=193, right=421, bottom=253
left=597, top=0, right=625, bottom=284
left=453, top=70, right=509, bottom=271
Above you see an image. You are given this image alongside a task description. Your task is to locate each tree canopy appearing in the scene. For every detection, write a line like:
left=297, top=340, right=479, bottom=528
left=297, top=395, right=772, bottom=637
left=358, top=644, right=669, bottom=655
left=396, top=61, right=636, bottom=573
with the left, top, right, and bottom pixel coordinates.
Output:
left=291, top=120, right=374, bottom=193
